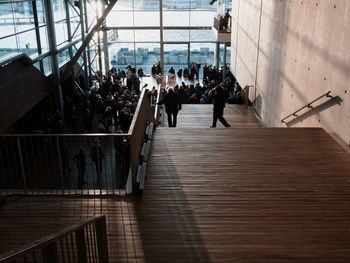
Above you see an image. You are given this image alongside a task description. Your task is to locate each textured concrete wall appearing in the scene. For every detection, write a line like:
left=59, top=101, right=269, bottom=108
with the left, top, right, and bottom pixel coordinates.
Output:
left=231, top=0, right=350, bottom=146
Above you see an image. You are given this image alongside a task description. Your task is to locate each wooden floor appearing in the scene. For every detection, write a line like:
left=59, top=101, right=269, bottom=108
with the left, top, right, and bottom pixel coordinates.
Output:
left=1, top=107, right=350, bottom=262
left=161, top=104, right=261, bottom=128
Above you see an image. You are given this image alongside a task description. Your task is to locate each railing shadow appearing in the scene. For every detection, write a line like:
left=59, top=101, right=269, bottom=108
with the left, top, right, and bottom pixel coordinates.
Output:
left=285, top=96, right=343, bottom=127
left=133, top=136, right=211, bottom=262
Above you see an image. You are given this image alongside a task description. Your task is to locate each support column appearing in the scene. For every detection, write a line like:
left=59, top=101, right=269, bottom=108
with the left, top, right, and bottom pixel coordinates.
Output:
left=159, top=0, right=164, bottom=74
left=83, top=0, right=92, bottom=80
left=101, top=1, right=109, bottom=74
left=223, top=43, right=227, bottom=80
left=79, top=0, right=89, bottom=90
left=44, top=0, right=64, bottom=118
left=215, top=42, right=220, bottom=68
left=64, top=0, right=75, bottom=88
left=32, top=0, right=44, bottom=73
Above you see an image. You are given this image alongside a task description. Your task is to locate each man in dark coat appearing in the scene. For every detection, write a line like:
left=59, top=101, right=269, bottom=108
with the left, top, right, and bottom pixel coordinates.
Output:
left=209, top=85, right=231, bottom=128
left=158, top=88, right=182, bottom=127
left=73, top=147, right=86, bottom=188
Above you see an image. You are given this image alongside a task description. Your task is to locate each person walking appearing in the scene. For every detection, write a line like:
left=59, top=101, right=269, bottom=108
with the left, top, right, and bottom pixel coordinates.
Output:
left=90, top=140, right=105, bottom=181
left=73, top=147, right=86, bottom=188
left=209, top=85, right=231, bottom=128
left=158, top=88, right=182, bottom=127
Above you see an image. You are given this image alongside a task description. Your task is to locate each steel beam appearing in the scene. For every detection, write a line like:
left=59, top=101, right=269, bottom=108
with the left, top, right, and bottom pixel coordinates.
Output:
left=61, top=0, right=117, bottom=80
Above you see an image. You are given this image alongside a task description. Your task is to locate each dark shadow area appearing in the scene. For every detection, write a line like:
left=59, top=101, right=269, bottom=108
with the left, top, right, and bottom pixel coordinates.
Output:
left=133, top=134, right=211, bottom=262
left=285, top=96, right=343, bottom=127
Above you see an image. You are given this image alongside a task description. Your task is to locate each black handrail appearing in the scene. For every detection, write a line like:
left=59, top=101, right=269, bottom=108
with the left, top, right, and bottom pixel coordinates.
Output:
left=281, top=91, right=332, bottom=123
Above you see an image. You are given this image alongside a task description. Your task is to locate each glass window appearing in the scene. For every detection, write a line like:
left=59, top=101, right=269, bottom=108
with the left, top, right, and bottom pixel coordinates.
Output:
left=12, top=1, right=35, bottom=33
left=190, top=11, right=215, bottom=26
left=163, top=11, right=189, bottom=26
left=35, top=0, right=46, bottom=26
left=55, top=20, right=68, bottom=46
left=190, top=43, right=215, bottom=78
left=108, top=29, right=134, bottom=42
left=106, top=11, right=133, bottom=26
left=134, top=11, right=159, bottom=26
left=42, top=55, right=52, bottom=76
left=163, top=0, right=197, bottom=10
left=0, top=35, right=19, bottom=60
left=53, top=0, right=66, bottom=21
left=135, top=43, right=160, bottom=74
left=112, top=0, right=133, bottom=11
left=17, top=29, right=38, bottom=56
left=0, top=3, right=16, bottom=38
left=39, top=26, right=49, bottom=52
left=57, top=48, right=70, bottom=66
left=134, top=0, right=160, bottom=10
left=109, top=44, right=136, bottom=69
left=164, top=30, right=189, bottom=42
left=189, top=29, right=215, bottom=42
left=135, top=30, right=160, bottom=42
left=164, top=43, right=188, bottom=74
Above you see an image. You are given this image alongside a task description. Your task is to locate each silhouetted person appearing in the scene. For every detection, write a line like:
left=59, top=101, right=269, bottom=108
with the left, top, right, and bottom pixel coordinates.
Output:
left=158, top=88, right=182, bottom=127
left=168, top=66, right=175, bottom=75
left=73, top=147, right=86, bottom=188
left=90, top=140, right=105, bottom=181
left=209, top=85, right=230, bottom=128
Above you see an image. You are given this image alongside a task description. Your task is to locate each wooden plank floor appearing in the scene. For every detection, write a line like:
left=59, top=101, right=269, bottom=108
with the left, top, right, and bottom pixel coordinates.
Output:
left=161, top=104, right=261, bottom=128
left=1, top=121, right=350, bottom=261
left=141, top=127, right=350, bottom=262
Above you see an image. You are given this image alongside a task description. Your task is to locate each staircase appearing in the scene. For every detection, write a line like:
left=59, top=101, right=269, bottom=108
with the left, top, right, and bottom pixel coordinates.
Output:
left=0, top=54, right=51, bottom=133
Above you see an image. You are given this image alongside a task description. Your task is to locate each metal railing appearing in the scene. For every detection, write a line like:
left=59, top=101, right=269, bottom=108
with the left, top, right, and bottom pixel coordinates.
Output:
left=0, top=216, right=108, bottom=263
left=0, top=89, right=158, bottom=195
left=281, top=91, right=332, bottom=124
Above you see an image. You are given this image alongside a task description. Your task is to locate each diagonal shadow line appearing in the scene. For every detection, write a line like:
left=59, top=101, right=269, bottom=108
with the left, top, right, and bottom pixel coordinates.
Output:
left=285, top=96, right=343, bottom=127
left=134, top=134, right=212, bottom=262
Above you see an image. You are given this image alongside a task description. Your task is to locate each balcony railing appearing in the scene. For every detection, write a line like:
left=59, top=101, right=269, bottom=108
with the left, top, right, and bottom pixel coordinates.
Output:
left=0, top=88, right=159, bottom=196
left=0, top=216, right=108, bottom=263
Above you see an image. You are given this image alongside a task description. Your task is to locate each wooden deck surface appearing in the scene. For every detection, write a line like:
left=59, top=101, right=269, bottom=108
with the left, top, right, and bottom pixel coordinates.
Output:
left=161, top=104, right=261, bottom=128
left=1, top=114, right=350, bottom=261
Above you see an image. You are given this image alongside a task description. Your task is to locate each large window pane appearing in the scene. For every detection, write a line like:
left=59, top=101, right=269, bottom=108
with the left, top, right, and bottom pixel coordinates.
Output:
left=17, top=29, right=38, bottom=56
left=39, top=26, right=49, bottom=52
left=35, top=0, right=46, bottom=26
left=55, top=20, right=68, bottom=46
left=109, top=29, right=134, bottom=42
left=163, top=0, right=196, bottom=10
left=12, top=1, right=35, bottom=33
left=190, top=11, right=215, bottom=26
left=163, top=11, right=189, bottom=26
left=106, top=11, right=133, bottom=26
left=135, top=30, right=160, bottom=42
left=164, top=30, right=189, bottom=42
left=164, top=44, right=188, bottom=74
left=109, top=44, right=135, bottom=69
left=57, top=48, right=70, bottom=66
left=190, top=29, right=215, bottom=42
left=0, top=35, right=19, bottom=59
left=134, top=0, right=160, bottom=10
left=134, top=11, right=159, bottom=26
left=0, top=3, right=16, bottom=38
left=135, top=43, right=160, bottom=74
left=190, top=43, right=215, bottom=78
left=53, top=0, right=66, bottom=21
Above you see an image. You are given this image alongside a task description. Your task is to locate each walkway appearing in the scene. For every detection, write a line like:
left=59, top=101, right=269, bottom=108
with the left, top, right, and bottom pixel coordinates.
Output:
left=1, top=105, right=350, bottom=262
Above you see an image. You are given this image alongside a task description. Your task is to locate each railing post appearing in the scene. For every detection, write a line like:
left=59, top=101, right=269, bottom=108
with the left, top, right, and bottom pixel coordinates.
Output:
left=42, top=242, right=58, bottom=263
left=16, top=137, right=28, bottom=193
left=76, top=229, right=88, bottom=263
left=95, top=217, right=109, bottom=263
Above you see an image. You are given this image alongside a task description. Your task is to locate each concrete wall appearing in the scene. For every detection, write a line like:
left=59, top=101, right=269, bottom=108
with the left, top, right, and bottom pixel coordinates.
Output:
left=231, top=0, right=350, bottom=146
